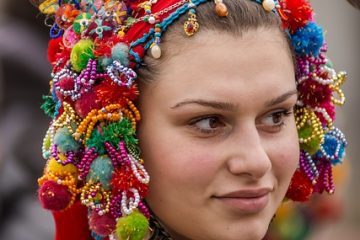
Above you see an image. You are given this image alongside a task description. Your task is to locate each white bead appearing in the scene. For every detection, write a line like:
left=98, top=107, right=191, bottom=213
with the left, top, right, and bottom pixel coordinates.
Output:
left=151, top=44, right=162, bottom=59
left=262, top=0, right=275, bottom=12
left=148, top=16, right=156, bottom=24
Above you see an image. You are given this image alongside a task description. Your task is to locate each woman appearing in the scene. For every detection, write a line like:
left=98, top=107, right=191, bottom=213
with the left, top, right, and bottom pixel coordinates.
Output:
left=35, top=0, right=347, bottom=240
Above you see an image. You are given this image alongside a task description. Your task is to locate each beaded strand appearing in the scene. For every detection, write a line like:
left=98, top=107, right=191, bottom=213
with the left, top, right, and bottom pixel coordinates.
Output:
left=295, top=107, right=324, bottom=144
left=74, top=104, right=124, bottom=141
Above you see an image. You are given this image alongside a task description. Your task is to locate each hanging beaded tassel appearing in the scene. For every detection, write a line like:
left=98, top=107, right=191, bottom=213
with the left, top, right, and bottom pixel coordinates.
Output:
left=184, top=1, right=200, bottom=36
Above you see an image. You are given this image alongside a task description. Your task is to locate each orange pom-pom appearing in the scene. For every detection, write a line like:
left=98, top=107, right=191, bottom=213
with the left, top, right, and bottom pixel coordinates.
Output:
left=94, top=78, right=139, bottom=107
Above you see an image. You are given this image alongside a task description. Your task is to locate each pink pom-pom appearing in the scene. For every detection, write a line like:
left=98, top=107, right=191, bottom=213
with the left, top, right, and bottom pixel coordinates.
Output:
left=89, top=211, right=116, bottom=236
left=38, top=180, right=72, bottom=211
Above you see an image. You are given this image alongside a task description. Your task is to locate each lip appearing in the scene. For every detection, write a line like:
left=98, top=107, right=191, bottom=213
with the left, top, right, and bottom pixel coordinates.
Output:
left=213, top=188, right=272, bottom=214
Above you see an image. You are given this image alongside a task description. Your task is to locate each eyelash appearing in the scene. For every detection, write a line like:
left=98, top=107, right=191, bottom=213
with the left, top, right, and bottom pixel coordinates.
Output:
left=188, top=109, right=294, bottom=135
left=261, top=109, right=293, bottom=131
left=188, top=115, right=224, bottom=135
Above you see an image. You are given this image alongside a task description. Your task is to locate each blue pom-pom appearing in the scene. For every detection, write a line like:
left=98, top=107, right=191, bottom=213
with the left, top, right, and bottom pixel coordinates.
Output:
left=112, top=43, right=129, bottom=66
left=99, top=57, right=113, bottom=67
left=87, top=155, right=114, bottom=190
left=53, top=127, right=81, bottom=153
left=291, top=22, right=324, bottom=56
left=314, top=128, right=347, bottom=165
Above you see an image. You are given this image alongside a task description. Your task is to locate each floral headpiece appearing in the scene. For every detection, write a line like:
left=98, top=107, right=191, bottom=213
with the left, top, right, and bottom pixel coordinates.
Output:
left=36, top=0, right=347, bottom=239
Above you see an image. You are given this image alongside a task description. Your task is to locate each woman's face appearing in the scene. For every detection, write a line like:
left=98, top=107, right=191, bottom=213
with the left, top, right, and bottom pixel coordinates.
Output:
left=137, top=28, right=299, bottom=240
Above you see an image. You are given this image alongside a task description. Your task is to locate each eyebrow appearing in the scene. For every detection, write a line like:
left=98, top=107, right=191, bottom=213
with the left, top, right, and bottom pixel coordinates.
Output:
left=170, top=90, right=298, bottom=111
left=265, top=89, right=298, bottom=107
left=171, top=99, right=237, bottom=111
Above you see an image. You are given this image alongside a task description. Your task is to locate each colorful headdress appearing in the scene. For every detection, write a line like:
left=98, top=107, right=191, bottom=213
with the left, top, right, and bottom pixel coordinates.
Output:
left=36, top=0, right=347, bottom=239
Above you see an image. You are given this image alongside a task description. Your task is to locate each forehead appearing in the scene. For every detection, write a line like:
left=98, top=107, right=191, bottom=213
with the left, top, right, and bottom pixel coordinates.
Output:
left=143, top=28, right=295, bottom=110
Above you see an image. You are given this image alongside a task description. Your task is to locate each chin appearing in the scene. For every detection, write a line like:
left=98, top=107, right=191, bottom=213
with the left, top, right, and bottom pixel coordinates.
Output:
left=213, top=215, right=272, bottom=240
left=239, top=220, right=270, bottom=240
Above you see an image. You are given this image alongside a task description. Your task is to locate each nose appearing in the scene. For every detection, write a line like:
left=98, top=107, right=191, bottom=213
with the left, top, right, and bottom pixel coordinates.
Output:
left=226, top=125, right=272, bottom=180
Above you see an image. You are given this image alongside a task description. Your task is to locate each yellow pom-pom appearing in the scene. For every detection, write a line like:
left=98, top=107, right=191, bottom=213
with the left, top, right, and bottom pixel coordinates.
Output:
left=46, top=157, right=78, bottom=176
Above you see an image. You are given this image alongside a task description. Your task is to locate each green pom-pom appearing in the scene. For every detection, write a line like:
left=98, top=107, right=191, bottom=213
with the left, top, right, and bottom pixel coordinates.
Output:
left=86, top=155, right=114, bottom=190
left=116, top=211, right=149, bottom=240
left=298, top=123, right=322, bottom=155
left=86, top=129, right=107, bottom=155
left=41, top=95, right=57, bottom=118
left=86, top=119, right=138, bottom=155
left=112, top=43, right=129, bottom=66
left=70, top=39, right=95, bottom=72
left=54, top=127, right=81, bottom=153
left=103, top=119, right=138, bottom=147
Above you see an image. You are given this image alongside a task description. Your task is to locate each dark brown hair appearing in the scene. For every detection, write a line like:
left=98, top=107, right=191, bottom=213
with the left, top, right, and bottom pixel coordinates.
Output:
left=137, top=0, right=292, bottom=84
left=347, top=0, right=360, bottom=9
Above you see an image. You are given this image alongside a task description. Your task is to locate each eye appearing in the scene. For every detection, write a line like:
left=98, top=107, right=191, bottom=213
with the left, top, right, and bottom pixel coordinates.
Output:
left=258, top=109, right=293, bottom=132
left=188, top=115, right=226, bottom=135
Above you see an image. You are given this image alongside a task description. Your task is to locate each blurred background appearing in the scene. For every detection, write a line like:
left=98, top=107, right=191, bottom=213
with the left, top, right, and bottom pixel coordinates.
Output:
left=0, top=0, right=359, bottom=239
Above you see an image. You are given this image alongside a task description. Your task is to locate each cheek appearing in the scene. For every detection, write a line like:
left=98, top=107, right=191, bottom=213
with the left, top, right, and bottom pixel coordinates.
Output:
left=267, top=129, right=300, bottom=188
left=139, top=125, right=219, bottom=199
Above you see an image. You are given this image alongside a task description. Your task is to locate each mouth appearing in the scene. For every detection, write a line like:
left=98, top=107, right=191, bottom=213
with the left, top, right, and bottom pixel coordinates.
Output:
left=213, top=188, right=272, bottom=214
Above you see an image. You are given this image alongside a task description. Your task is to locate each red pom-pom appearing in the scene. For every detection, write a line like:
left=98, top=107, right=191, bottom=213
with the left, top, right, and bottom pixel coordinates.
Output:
left=298, top=78, right=332, bottom=108
left=74, top=91, right=100, bottom=118
left=111, top=167, right=148, bottom=197
left=279, top=0, right=313, bottom=32
left=315, top=101, right=336, bottom=126
left=94, top=78, right=139, bottom=107
left=38, top=180, right=72, bottom=211
left=89, top=211, right=116, bottom=236
left=48, top=38, right=63, bottom=64
left=55, top=77, right=75, bottom=102
left=94, top=35, right=123, bottom=57
left=48, top=38, right=70, bottom=66
left=286, top=168, right=314, bottom=202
